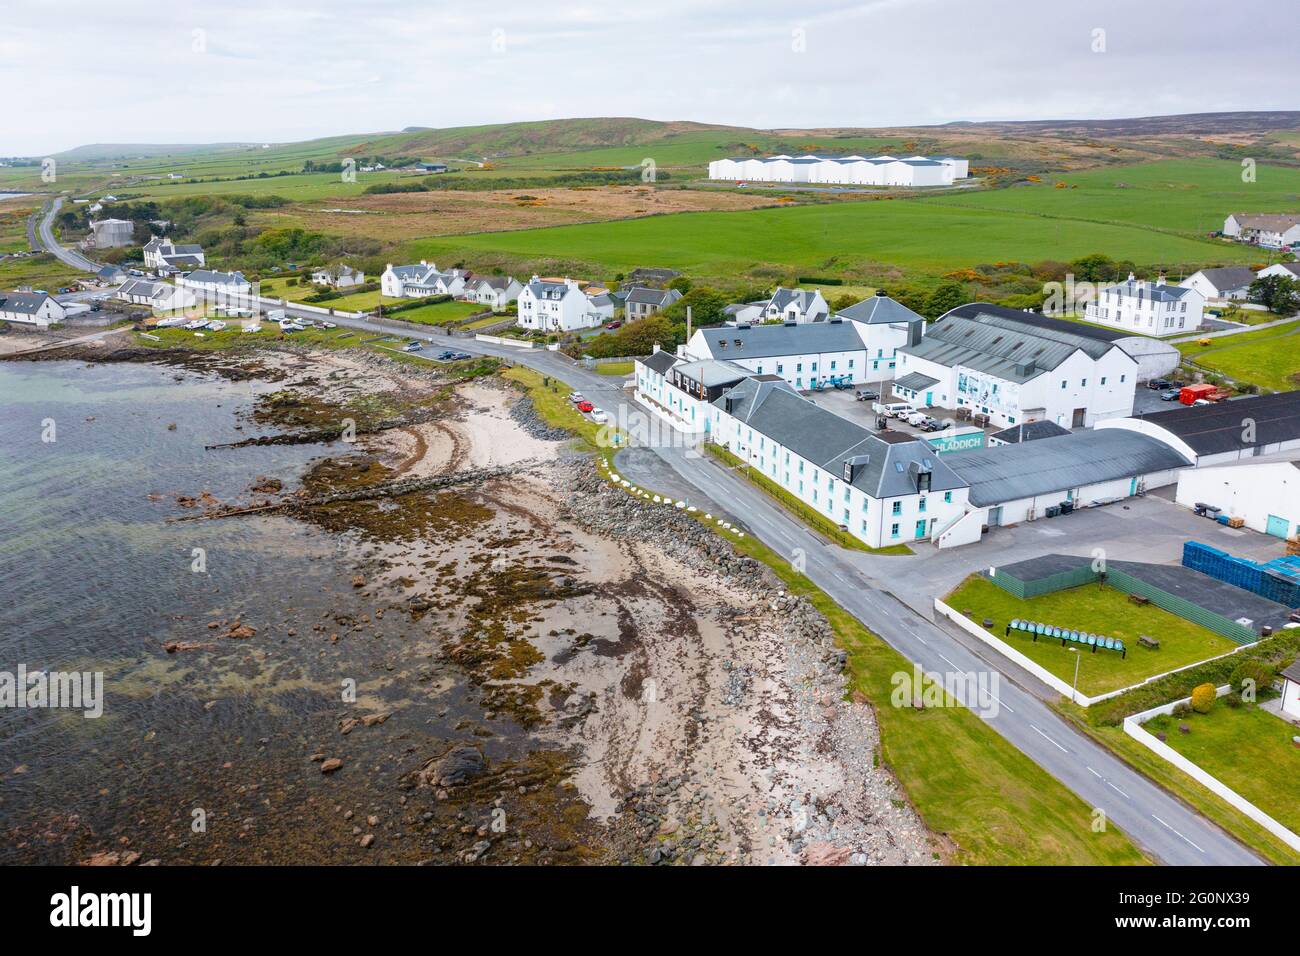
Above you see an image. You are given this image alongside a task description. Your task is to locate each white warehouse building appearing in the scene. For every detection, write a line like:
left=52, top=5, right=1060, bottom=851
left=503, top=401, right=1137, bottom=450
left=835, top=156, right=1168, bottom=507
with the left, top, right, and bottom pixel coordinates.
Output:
left=895, top=304, right=1139, bottom=429
left=708, top=154, right=968, bottom=188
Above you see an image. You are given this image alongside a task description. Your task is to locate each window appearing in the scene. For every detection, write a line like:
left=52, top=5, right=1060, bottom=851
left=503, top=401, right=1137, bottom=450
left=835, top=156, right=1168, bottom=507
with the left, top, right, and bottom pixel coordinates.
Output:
left=1100, top=376, right=1107, bottom=386
left=944, top=491, right=952, bottom=504
left=811, top=362, right=818, bottom=372
left=1081, top=378, right=1087, bottom=387
left=1120, top=374, right=1126, bottom=383
left=890, top=523, right=900, bottom=539
left=848, top=359, right=854, bottom=369
left=1061, top=380, right=1067, bottom=389
left=776, top=364, right=783, bottom=374
left=892, top=501, right=902, bottom=516
left=918, top=497, right=927, bottom=513
left=830, top=361, right=837, bottom=371
left=796, top=363, right=803, bottom=372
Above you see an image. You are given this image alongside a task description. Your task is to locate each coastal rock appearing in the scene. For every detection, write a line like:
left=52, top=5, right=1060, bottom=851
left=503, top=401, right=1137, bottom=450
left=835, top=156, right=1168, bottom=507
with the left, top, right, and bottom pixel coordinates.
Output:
left=320, top=758, right=344, bottom=774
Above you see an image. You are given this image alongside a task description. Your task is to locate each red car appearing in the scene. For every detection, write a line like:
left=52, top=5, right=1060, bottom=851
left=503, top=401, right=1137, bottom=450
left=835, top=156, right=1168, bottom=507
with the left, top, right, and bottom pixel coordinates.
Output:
left=576, top=401, right=594, bottom=413
left=605, top=321, right=622, bottom=330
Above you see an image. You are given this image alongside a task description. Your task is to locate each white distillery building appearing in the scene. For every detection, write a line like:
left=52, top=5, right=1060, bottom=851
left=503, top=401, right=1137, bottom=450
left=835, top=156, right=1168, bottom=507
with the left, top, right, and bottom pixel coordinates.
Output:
left=516, top=276, right=607, bottom=332
left=835, top=292, right=928, bottom=380
left=1174, top=456, right=1300, bottom=540
left=1082, top=274, right=1205, bottom=336
left=380, top=262, right=468, bottom=298
left=895, top=304, right=1138, bottom=429
left=89, top=218, right=134, bottom=248
left=708, top=375, right=971, bottom=548
left=707, top=154, right=968, bottom=188
left=0, top=291, right=66, bottom=327
left=633, top=349, right=754, bottom=434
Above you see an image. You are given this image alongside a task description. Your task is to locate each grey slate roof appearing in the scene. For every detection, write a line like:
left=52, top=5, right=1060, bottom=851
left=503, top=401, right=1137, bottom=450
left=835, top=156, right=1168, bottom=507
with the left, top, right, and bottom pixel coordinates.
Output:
left=767, top=287, right=825, bottom=316
left=714, top=377, right=966, bottom=498
left=625, top=286, right=681, bottom=308
left=639, top=350, right=680, bottom=376
left=1229, top=213, right=1300, bottom=231
left=117, top=278, right=177, bottom=302
left=1102, top=277, right=1198, bottom=303
left=0, top=291, right=55, bottom=315
left=1126, top=391, right=1300, bottom=456
left=942, top=302, right=1129, bottom=342
left=1267, top=262, right=1300, bottom=278
left=1282, top=660, right=1300, bottom=684
left=701, top=320, right=865, bottom=360
left=895, top=371, right=939, bottom=391
left=182, top=269, right=247, bottom=286
left=1190, top=267, right=1257, bottom=292
left=900, top=310, right=1122, bottom=383
left=836, top=293, right=925, bottom=327
left=989, top=420, right=1072, bottom=444
left=675, top=359, right=751, bottom=388
left=945, top=429, right=1191, bottom=507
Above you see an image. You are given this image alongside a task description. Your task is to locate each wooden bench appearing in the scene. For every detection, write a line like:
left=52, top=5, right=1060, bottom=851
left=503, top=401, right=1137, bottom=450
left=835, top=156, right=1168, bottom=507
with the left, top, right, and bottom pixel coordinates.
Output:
left=1138, top=635, right=1160, bottom=650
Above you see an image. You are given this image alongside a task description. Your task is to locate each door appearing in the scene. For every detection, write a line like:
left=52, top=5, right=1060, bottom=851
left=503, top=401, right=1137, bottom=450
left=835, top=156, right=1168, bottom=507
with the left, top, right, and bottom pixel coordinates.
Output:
left=925, top=391, right=933, bottom=406
left=1266, top=514, right=1289, bottom=538
left=1071, top=407, right=1087, bottom=428
left=915, top=519, right=927, bottom=539
left=988, top=507, right=1002, bottom=527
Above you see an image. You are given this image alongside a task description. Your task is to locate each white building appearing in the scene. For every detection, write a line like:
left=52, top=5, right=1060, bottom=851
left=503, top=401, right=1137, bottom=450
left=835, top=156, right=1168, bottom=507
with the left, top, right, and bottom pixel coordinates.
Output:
left=177, top=270, right=251, bottom=296
left=467, top=276, right=523, bottom=311
left=380, top=261, right=468, bottom=298
left=623, top=286, right=682, bottom=321
left=1182, top=267, right=1256, bottom=302
left=684, top=317, right=872, bottom=390
left=89, top=218, right=134, bottom=248
left=896, top=304, right=1139, bottom=429
left=1257, top=262, right=1300, bottom=282
left=708, top=154, right=968, bottom=188
left=516, top=276, right=606, bottom=332
left=634, top=352, right=753, bottom=434
left=1223, top=214, right=1300, bottom=249
left=835, top=292, right=927, bottom=380
left=1281, top=661, right=1300, bottom=722
left=311, top=264, right=365, bottom=289
left=1174, top=456, right=1300, bottom=540
left=0, top=291, right=66, bottom=327
left=143, top=237, right=206, bottom=270
left=115, top=278, right=197, bottom=312
left=1082, top=273, right=1205, bottom=335
left=708, top=376, right=971, bottom=548
left=760, top=287, right=828, bottom=324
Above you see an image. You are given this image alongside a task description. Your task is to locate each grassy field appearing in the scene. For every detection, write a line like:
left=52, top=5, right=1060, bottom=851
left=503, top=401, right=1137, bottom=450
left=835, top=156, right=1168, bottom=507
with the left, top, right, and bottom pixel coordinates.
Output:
left=594, top=361, right=634, bottom=376
left=0, top=253, right=87, bottom=291
left=1142, top=701, right=1300, bottom=835
left=401, top=195, right=1258, bottom=286
left=381, top=299, right=486, bottom=327
left=505, top=364, right=1145, bottom=864
left=1177, top=320, right=1300, bottom=391
left=936, top=159, right=1300, bottom=240
left=946, top=576, right=1237, bottom=697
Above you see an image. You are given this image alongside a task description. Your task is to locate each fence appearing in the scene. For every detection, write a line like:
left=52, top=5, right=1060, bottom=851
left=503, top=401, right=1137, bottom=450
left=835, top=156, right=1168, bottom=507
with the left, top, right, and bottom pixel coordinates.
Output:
left=987, top=562, right=1260, bottom=645
left=1184, top=541, right=1300, bottom=609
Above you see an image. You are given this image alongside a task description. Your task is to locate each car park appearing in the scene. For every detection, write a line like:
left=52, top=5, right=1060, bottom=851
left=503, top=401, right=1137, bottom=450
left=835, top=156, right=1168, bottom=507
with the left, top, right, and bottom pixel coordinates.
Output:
left=436, top=350, right=456, bottom=360
left=873, top=401, right=915, bottom=419
left=903, top=410, right=930, bottom=427
left=403, top=341, right=423, bottom=352
left=1147, top=378, right=1173, bottom=390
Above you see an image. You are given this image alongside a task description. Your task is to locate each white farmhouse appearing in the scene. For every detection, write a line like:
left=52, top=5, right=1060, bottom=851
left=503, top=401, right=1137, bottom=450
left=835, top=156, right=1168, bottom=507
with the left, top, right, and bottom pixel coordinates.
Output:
left=311, top=264, right=365, bottom=289
left=0, top=291, right=66, bottom=327
left=516, top=276, right=605, bottom=332
left=1181, top=267, right=1257, bottom=302
left=1223, top=214, right=1300, bottom=249
left=1082, top=273, right=1205, bottom=335
left=380, top=261, right=468, bottom=298
left=761, top=287, right=828, bottom=324
left=177, top=270, right=252, bottom=296
left=1256, top=262, right=1300, bottom=282
left=143, top=237, right=206, bottom=270
left=895, top=305, right=1138, bottom=429
left=467, top=276, right=523, bottom=311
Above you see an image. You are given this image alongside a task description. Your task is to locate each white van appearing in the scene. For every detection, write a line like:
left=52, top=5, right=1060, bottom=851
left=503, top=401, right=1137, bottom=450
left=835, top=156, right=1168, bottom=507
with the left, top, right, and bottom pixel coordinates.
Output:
left=873, top=401, right=915, bottom=419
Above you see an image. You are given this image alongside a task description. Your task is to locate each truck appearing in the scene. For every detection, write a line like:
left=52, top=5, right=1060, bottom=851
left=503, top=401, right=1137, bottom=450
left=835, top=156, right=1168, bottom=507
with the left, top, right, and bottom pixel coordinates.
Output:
left=1179, top=383, right=1229, bottom=405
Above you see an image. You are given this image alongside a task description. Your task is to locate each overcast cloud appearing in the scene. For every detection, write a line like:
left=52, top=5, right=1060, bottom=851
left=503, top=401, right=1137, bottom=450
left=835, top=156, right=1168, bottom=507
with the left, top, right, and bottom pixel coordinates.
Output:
left=2, top=0, right=1297, bottom=155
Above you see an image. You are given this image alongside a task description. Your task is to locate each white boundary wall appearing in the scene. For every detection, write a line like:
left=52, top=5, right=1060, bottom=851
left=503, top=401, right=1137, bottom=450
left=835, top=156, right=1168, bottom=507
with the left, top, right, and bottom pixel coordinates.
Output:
left=933, top=599, right=1252, bottom=707
left=475, top=333, right=537, bottom=348
left=1124, top=689, right=1300, bottom=853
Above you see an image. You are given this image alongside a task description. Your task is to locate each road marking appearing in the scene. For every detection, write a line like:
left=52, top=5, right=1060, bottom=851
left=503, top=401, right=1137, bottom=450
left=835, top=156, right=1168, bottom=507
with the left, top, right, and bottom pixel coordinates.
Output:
left=937, top=653, right=956, bottom=668
left=1087, top=766, right=1102, bottom=779
left=1031, top=725, right=1069, bottom=753
left=1152, top=814, right=1204, bottom=853
left=1106, top=780, right=1130, bottom=800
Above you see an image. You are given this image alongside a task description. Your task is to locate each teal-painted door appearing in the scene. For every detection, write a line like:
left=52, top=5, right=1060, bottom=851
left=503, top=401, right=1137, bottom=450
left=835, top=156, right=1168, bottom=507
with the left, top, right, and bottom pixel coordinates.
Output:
left=1266, top=514, right=1289, bottom=538
left=914, top=519, right=927, bottom=539
left=925, top=391, right=933, bottom=406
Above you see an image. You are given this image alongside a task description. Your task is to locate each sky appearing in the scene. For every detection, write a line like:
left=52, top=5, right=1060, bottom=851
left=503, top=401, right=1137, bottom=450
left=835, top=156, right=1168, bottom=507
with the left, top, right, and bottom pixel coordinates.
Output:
left=2, top=0, right=1298, bottom=155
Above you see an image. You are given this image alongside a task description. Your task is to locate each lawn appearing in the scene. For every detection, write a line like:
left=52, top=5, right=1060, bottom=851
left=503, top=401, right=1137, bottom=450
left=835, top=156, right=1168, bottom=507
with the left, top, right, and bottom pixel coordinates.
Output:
left=946, top=576, right=1237, bottom=697
left=257, top=277, right=396, bottom=312
left=402, top=193, right=1257, bottom=285
left=1142, top=700, right=1300, bottom=835
left=594, top=361, right=634, bottom=376
left=1177, top=320, right=1300, bottom=392
left=507, top=365, right=1145, bottom=865
left=382, top=299, right=486, bottom=327
left=0, top=253, right=88, bottom=291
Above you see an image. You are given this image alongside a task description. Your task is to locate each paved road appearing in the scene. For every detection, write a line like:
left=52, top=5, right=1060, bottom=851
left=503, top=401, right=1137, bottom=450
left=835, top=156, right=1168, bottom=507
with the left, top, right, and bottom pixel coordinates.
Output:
left=28, top=222, right=1262, bottom=865
left=35, top=197, right=103, bottom=273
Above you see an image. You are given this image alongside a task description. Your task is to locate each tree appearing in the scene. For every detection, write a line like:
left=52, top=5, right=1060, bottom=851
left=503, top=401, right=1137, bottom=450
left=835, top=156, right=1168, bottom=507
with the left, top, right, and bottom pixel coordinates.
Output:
left=1247, top=274, right=1300, bottom=314
left=667, top=276, right=693, bottom=293
left=660, top=287, right=727, bottom=327
left=924, top=282, right=968, bottom=319
left=1190, top=683, right=1217, bottom=714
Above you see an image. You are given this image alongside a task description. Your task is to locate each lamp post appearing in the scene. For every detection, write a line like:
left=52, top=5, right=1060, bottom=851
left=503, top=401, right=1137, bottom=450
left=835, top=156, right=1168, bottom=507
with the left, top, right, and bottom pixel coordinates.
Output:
left=1069, top=648, right=1081, bottom=704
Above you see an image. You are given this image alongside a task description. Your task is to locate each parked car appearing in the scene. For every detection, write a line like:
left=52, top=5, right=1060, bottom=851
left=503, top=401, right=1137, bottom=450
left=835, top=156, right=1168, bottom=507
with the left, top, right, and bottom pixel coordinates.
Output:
left=921, top=417, right=944, bottom=432
left=403, top=341, right=423, bottom=352
left=903, top=410, right=930, bottom=427
left=1147, top=378, right=1173, bottom=390
left=436, top=350, right=456, bottom=360
left=570, top=392, right=585, bottom=404
left=589, top=408, right=608, bottom=424
left=605, top=321, right=622, bottom=330
left=576, top=401, right=594, bottom=413
left=872, top=401, right=915, bottom=419
left=451, top=352, right=472, bottom=360
left=855, top=389, right=879, bottom=402
left=1159, top=389, right=1180, bottom=401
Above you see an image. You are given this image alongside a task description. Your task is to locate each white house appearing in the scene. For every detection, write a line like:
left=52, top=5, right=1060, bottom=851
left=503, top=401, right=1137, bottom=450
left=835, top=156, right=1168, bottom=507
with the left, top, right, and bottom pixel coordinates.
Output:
left=1082, top=273, right=1205, bottom=335
left=1223, top=214, right=1300, bottom=249
left=516, top=276, right=606, bottom=332
left=1182, top=267, right=1257, bottom=302
left=896, top=304, right=1138, bottom=429
left=1174, top=456, right=1300, bottom=540
left=684, top=318, right=871, bottom=390
left=467, top=276, right=522, bottom=311
left=1281, top=661, right=1300, bottom=722
left=835, top=292, right=927, bottom=380
left=177, top=270, right=251, bottom=296
left=1257, top=262, right=1300, bottom=282
left=0, top=291, right=66, bottom=327
left=311, top=264, right=365, bottom=289
left=115, top=278, right=197, bottom=312
left=143, top=236, right=206, bottom=270
left=761, top=287, right=829, bottom=324
left=707, top=375, right=971, bottom=549
left=380, top=261, right=468, bottom=298
left=623, top=286, right=682, bottom=321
